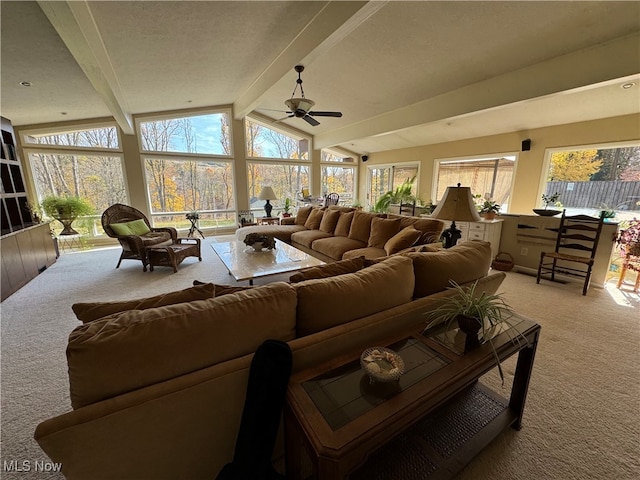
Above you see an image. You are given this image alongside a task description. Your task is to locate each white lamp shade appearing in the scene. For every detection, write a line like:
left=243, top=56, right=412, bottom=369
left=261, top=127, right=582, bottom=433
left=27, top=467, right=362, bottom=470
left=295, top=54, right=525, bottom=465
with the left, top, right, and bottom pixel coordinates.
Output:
left=258, top=186, right=277, bottom=201
left=431, top=185, right=481, bottom=222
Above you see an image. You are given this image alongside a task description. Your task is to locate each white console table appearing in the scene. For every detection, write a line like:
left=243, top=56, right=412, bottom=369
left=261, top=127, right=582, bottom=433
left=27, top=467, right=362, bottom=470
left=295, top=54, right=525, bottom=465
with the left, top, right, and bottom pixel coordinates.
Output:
left=451, top=219, right=503, bottom=258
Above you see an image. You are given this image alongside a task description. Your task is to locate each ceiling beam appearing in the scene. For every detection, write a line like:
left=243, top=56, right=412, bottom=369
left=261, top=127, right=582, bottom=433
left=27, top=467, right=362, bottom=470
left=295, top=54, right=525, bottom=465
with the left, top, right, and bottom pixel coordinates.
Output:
left=233, top=0, right=387, bottom=120
left=315, top=32, right=640, bottom=150
left=37, top=0, right=134, bottom=134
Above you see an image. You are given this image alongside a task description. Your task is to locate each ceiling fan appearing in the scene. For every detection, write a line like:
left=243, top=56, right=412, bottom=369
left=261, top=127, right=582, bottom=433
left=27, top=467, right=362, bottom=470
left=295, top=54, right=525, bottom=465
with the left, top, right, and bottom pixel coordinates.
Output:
left=274, top=65, right=342, bottom=126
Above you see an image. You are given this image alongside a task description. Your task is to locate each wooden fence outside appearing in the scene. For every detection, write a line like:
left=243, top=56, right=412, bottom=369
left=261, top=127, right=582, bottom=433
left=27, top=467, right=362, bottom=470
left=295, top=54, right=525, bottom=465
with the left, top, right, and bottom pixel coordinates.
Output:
left=546, top=181, right=640, bottom=211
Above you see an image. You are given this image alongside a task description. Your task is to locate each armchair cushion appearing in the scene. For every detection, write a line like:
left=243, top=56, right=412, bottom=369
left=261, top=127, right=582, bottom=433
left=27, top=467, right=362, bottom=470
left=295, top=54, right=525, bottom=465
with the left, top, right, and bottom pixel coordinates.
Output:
left=110, top=219, right=151, bottom=236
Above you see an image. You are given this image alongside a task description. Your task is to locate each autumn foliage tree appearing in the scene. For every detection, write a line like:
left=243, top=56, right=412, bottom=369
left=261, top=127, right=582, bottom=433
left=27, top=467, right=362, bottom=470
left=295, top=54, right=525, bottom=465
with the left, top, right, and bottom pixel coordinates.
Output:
left=548, top=150, right=602, bottom=181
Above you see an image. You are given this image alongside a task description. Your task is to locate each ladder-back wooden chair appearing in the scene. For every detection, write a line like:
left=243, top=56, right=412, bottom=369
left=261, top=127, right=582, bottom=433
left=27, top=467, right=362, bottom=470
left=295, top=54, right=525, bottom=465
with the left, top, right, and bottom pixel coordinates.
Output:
left=536, top=210, right=606, bottom=295
left=102, top=203, right=177, bottom=271
left=324, top=193, right=339, bottom=207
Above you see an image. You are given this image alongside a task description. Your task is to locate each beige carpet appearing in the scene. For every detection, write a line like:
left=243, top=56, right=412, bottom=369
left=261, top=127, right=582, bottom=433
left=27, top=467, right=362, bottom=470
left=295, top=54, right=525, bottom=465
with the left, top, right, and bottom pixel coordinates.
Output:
left=1, top=236, right=639, bottom=479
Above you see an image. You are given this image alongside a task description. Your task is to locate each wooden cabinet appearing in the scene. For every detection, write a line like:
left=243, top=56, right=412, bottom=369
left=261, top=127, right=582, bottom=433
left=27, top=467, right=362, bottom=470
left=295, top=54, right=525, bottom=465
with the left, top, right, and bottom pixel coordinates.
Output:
left=1, top=117, right=57, bottom=301
left=454, top=219, right=503, bottom=258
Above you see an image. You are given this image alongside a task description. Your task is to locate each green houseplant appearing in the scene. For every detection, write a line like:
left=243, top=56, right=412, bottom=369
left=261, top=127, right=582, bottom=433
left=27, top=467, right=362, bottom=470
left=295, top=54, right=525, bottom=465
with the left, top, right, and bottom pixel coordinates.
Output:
left=41, top=195, right=94, bottom=235
left=424, top=280, right=527, bottom=384
left=281, top=197, right=292, bottom=217
left=372, top=176, right=418, bottom=213
left=479, top=200, right=500, bottom=220
left=533, top=192, right=562, bottom=216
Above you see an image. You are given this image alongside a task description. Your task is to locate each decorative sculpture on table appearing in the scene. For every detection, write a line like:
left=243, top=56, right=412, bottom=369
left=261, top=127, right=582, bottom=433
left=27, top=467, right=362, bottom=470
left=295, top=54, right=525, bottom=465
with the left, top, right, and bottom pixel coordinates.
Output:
left=243, top=233, right=276, bottom=252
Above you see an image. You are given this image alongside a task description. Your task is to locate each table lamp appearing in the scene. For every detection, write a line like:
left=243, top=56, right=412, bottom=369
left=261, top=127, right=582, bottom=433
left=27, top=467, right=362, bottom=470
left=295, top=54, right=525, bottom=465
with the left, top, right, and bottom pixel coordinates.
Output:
left=431, top=183, right=481, bottom=248
left=258, top=186, right=277, bottom=217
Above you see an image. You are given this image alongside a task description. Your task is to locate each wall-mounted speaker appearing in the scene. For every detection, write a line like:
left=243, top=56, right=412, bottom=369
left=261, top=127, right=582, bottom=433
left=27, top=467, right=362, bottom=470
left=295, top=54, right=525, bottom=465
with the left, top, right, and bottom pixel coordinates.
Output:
left=522, top=139, right=531, bottom=151
left=361, top=155, right=369, bottom=162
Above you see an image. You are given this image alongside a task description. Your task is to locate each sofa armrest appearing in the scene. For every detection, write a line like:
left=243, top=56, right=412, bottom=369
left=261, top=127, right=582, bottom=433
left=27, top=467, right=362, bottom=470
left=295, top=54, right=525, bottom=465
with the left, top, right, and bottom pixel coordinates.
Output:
left=281, top=217, right=296, bottom=225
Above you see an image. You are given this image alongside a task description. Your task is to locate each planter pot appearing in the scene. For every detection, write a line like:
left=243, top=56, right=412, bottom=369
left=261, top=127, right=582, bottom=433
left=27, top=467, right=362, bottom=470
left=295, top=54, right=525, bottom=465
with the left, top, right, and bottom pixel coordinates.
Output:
left=457, top=315, right=481, bottom=352
left=533, top=209, right=562, bottom=217
left=482, top=212, right=497, bottom=220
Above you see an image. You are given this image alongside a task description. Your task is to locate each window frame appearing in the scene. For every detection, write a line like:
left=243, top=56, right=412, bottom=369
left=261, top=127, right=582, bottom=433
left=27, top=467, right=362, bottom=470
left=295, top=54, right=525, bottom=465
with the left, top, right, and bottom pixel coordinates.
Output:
left=20, top=121, right=122, bottom=153
left=244, top=115, right=312, bottom=162
left=366, top=161, right=420, bottom=209
left=432, top=152, right=518, bottom=212
left=320, top=146, right=358, bottom=204
left=135, top=108, right=234, bottom=158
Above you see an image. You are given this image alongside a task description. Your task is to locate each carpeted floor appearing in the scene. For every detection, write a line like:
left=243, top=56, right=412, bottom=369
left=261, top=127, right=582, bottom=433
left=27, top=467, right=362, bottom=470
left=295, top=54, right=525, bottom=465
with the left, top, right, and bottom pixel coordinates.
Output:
left=1, top=236, right=639, bottom=479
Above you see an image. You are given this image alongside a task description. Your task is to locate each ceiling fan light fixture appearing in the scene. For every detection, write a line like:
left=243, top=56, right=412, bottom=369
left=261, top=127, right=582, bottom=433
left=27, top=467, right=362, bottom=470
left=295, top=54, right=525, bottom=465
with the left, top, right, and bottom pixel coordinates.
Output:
left=285, top=98, right=315, bottom=113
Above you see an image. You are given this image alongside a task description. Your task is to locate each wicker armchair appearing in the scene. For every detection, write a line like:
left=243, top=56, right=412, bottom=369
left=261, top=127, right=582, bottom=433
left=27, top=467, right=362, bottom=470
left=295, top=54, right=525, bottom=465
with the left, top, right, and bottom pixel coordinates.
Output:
left=101, top=203, right=177, bottom=271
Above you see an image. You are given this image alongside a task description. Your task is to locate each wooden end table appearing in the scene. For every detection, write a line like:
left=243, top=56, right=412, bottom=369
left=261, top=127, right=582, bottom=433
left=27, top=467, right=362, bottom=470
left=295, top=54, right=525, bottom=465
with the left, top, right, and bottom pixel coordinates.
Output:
left=148, top=238, right=202, bottom=273
left=284, top=313, right=540, bottom=479
left=258, top=216, right=280, bottom=225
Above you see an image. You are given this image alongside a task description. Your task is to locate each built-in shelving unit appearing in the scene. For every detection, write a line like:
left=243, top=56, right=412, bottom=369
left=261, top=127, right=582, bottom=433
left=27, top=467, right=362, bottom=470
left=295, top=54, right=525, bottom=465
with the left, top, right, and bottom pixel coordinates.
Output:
left=1, top=116, right=57, bottom=301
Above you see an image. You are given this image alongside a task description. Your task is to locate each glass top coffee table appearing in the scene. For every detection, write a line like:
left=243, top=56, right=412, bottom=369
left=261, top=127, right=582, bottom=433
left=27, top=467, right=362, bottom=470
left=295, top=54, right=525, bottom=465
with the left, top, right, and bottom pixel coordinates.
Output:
left=211, top=238, right=325, bottom=284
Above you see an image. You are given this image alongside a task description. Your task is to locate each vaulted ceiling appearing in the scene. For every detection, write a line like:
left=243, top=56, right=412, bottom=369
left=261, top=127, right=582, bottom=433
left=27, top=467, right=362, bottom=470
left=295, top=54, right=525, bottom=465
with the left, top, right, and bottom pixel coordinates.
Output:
left=1, top=1, right=639, bottom=155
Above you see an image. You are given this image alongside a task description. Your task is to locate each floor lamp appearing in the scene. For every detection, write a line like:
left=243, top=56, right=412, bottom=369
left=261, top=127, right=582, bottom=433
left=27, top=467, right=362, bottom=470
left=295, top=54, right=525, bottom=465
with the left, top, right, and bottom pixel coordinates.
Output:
left=431, top=183, right=481, bottom=248
left=259, top=186, right=277, bottom=218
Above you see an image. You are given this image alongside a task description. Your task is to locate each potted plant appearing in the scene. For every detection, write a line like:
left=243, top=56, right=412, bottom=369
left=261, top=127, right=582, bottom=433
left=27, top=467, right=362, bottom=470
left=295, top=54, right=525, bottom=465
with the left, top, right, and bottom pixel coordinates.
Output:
left=281, top=198, right=292, bottom=218
left=479, top=200, right=500, bottom=220
left=372, top=176, right=418, bottom=213
left=41, top=195, right=94, bottom=235
left=424, top=280, right=527, bottom=384
left=616, top=218, right=640, bottom=257
left=533, top=192, right=562, bottom=216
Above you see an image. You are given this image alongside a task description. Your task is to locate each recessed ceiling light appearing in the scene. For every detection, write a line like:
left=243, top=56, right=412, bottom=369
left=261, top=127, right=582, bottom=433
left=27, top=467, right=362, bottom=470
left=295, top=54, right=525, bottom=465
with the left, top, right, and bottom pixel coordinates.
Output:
left=621, top=82, right=636, bottom=89
left=19, top=81, right=32, bottom=87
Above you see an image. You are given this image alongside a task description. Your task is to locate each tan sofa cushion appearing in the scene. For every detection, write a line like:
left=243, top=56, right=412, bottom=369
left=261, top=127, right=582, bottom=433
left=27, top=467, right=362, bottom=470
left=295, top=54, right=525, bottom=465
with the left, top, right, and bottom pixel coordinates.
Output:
left=295, top=255, right=415, bottom=337
left=311, top=236, right=367, bottom=260
left=334, top=211, right=355, bottom=237
left=71, top=283, right=215, bottom=323
left=348, top=210, right=376, bottom=243
left=407, top=241, right=492, bottom=298
left=289, top=256, right=367, bottom=283
left=291, top=229, right=332, bottom=248
left=319, top=209, right=341, bottom=233
left=384, top=226, right=422, bottom=255
left=389, top=215, right=445, bottom=244
left=295, top=206, right=313, bottom=226
left=368, top=217, right=401, bottom=248
left=67, top=282, right=297, bottom=409
left=304, top=208, right=324, bottom=230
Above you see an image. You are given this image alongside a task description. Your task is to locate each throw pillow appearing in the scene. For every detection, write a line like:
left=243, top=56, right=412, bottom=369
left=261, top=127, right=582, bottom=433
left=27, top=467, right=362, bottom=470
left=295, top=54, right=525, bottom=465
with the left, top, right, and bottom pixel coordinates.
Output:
left=368, top=217, right=401, bottom=249
left=319, top=209, right=341, bottom=234
left=304, top=208, right=324, bottom=230
left=348, top=210, right=375, bottom=243
left=193, top=280, right=253, bottom=297
left=109, top=219, right=151, bottom=236
left=295, top=206, right=313, bottom=226
left=334, top=211, right=355, bottom=237
left=384, top=226, right=422, bottom=255
left=72, top=283, right=215, bottom=323
left=289, top=256, right=367, bottom=283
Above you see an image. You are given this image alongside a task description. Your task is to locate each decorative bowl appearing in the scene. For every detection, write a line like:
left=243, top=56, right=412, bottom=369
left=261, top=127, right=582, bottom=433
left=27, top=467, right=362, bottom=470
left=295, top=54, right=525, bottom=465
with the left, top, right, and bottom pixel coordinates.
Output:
left=360, top=347, right=405, bottom=383
left=532, top=208, right=561, bottom=217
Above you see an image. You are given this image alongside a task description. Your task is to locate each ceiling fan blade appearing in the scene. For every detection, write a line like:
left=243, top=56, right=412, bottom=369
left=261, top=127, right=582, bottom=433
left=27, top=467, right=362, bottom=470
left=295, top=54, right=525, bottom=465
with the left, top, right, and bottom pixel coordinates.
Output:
left=308, top=111, right=342, bottom=117
left=302, top=115, right=320, bottom=126
left=274, top=114, right=294, bottom=123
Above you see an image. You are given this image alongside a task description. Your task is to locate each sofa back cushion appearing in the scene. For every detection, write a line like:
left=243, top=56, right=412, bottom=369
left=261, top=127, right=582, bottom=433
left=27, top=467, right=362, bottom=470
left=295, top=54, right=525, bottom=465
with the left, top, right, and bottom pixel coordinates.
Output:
left=368, top=217, right=401, bottom=248
left=304, top=208, right=324, bottom=230
left=67, top=283, right=297, bottom=409
left=389, top=215, right=445, bottom=244
left=295, top=206, right=313, bottom=226
left=348, top=210, right=376, bottom=243
left=289, top=256, right=367, bottom=283
left=407, top=241, right=492, bottom=298
left=319, top=209, right=341, bottom=233
left=295, top=255, right=415, bottom=337
left=72, top=283, right=216, bottom=323
left=334, top=211, right=355, bottom=237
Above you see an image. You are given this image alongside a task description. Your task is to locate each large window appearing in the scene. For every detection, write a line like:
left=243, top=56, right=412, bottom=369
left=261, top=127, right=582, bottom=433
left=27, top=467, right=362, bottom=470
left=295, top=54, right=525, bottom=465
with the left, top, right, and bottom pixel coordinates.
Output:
left=245, top=117, right=310, bottom=161
left=367, top=163, right=419, bottom=210
left=543, top=143, right=640, bottom=221
left=434, top=155, right=516, bottom=211
left=247, top=163, right=310, bottom=215
left=138, top=110, right=235, bottom=229
left=139, top=112, right=231, bottom=156
left=321, top=149, right=357, bottom=206
left=24, top=124, right=126, bottom=237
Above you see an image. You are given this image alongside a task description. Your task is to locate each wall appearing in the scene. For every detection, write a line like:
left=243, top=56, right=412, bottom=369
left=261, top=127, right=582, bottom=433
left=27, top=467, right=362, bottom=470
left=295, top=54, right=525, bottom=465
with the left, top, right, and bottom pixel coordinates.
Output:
left=360, top=113, right=640, bottom=214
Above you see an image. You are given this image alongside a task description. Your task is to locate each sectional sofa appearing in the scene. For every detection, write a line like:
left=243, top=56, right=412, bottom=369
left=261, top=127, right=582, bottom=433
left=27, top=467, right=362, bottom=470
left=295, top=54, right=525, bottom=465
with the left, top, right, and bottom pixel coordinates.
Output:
left=236, top=206, right=445, bottom=262
left=34, top=240, right=502, bottom=479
